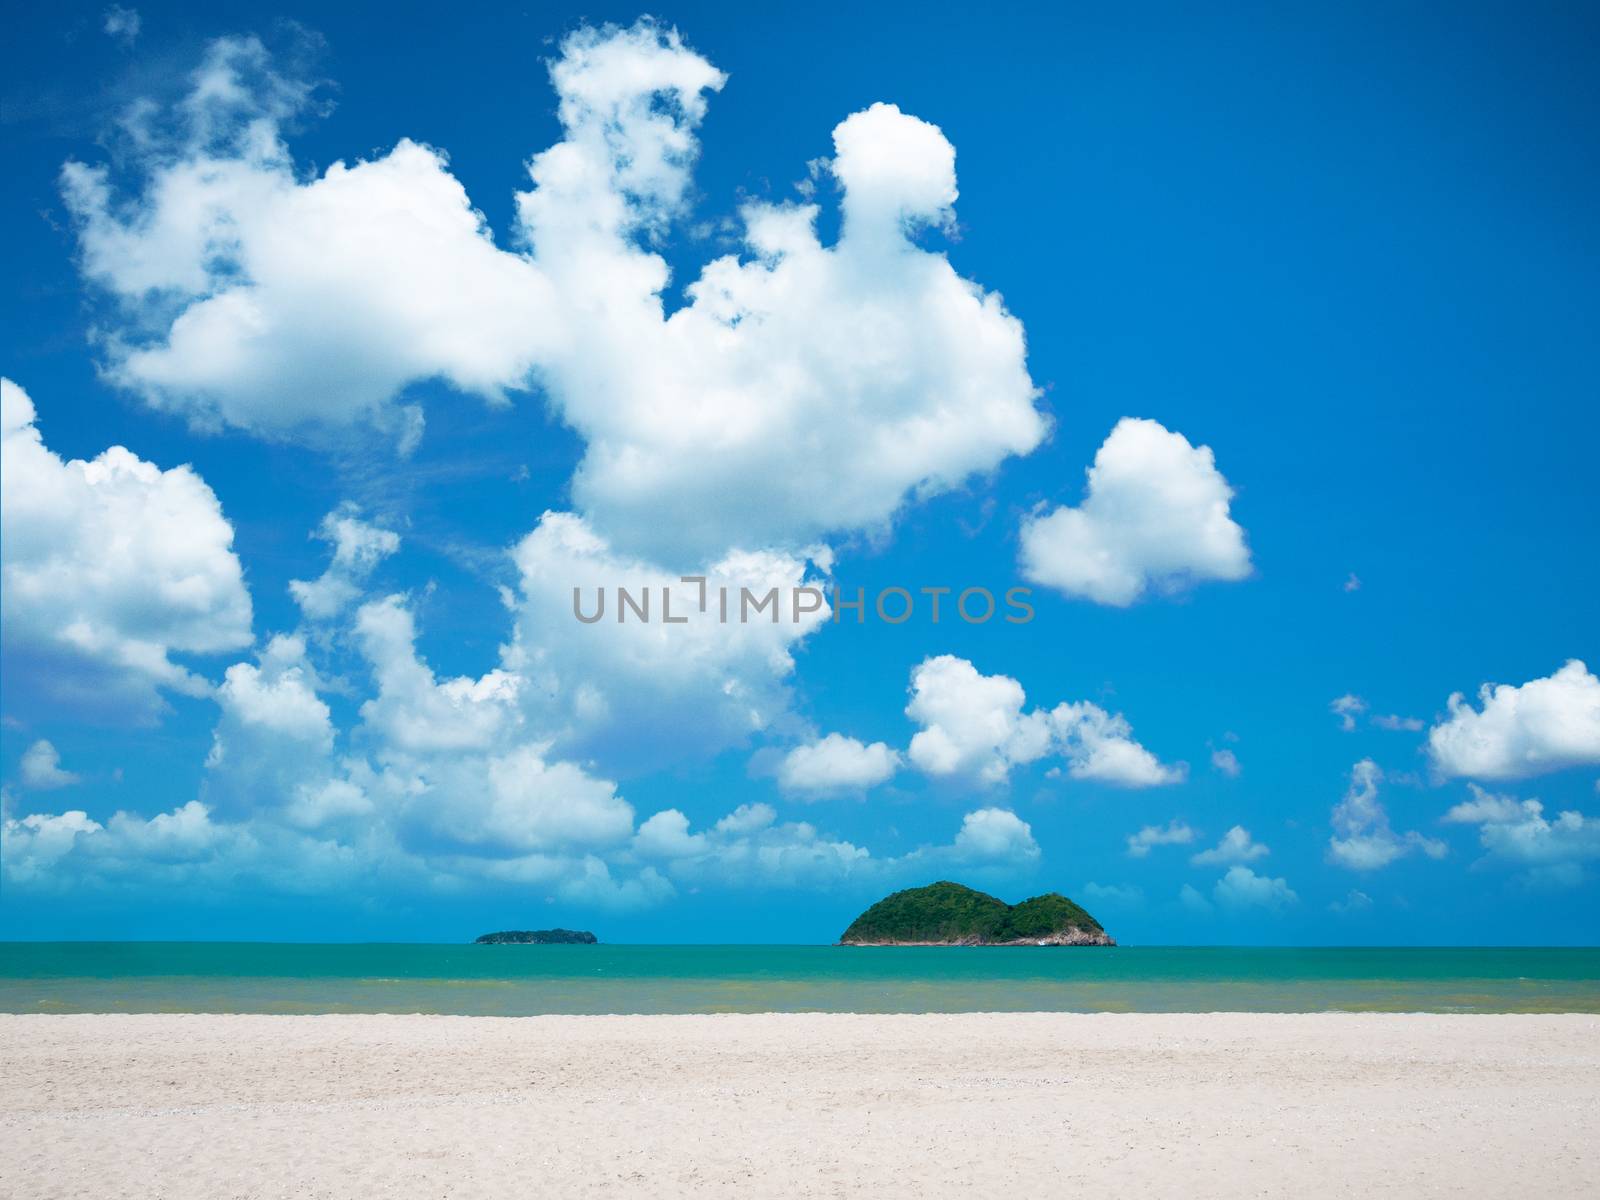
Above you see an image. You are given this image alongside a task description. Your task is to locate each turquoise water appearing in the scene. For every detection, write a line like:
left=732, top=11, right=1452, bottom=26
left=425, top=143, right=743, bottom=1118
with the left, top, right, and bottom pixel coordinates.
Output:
left=2, top=943, right=1596, bottom=1014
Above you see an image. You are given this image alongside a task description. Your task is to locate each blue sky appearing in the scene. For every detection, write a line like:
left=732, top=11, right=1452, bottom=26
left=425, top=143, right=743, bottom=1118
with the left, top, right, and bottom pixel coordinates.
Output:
left=2, top=1, right=1597, bottom=944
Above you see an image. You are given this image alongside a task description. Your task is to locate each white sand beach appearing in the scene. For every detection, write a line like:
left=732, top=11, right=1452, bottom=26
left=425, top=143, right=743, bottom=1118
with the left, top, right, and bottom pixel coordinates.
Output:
left=2, top=1012, right=1597, bottom=1198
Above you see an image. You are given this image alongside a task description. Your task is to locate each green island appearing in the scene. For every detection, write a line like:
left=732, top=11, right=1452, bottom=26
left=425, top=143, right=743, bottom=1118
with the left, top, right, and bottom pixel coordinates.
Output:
left=473, top=928, right=598, bottom=945
left=838, top=881, right=1114, bottom=946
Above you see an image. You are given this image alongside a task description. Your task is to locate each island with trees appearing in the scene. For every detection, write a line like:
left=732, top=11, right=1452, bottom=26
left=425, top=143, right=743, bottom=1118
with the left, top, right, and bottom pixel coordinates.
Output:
left=838, top=881, right=1114, bottom=946
left=473, top=929, right=598, bottom=945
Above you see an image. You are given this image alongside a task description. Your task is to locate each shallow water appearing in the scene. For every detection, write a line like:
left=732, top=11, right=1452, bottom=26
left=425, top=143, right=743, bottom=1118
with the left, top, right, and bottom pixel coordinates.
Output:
left=2, top=943, right=1597, bottom=1014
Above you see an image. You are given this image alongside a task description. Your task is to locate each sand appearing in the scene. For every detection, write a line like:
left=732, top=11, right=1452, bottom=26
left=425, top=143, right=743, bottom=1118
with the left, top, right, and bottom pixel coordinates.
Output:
left=2, top=1012, right=1596, bottom=1198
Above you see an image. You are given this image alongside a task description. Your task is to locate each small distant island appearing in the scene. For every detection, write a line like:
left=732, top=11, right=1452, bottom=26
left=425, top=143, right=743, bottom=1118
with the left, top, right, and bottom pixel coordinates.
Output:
left=473, top=929, right=598, bottom=945
left=838, top=881, right=1114, bottom=946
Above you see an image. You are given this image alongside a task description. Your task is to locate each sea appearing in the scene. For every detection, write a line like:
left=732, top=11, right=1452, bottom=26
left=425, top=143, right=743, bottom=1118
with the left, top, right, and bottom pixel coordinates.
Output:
left=2, top=943, right=1598, bottom=1014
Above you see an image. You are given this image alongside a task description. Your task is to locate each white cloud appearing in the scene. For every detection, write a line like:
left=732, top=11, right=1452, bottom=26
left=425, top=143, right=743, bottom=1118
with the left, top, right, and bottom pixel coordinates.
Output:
left=472, top=746, right=635, bottom=855
left=102, top=6, right=140, bottom=44
left=1018, top=418, right=1250, bottom=606
left=102, top=800, right=220, bottom=862
left=1427, top=660, right=1600, bottom=781
left=1213, top=866, right=1298, bottom=910
left=777, top=734, right=900, bottom=795
left=633, top=809, right=707, bottom=860
left=1371, top=713, right=1424, bottom=732
left=201, top=635, right=346, bottom=827
left=0, top=793, right=393, bottom=895
left=905, top=655, right=1049, bottom=783
left=19, top=740, right=80, bottom=789
left=1329, top=889, right=1373, bottom=914
left=630, top=803, right=1037, bottom=889
left=1178, top=882, right=1212, bottom=913
left=64, top=24, right=1045, bottom=563
left=630, top=801, right=871, bottom=887
left=1331, top=696, right=1422, bottom=734
left=49, top=599, right=649, bottom=891
left=1441, top=783, right=1528, bottom=826
left=62, top=36, right=557, bottom=445
left=214, top=635, right=333, bottom=749
left=0, top=806, right=104, bottom=883
left=551, top=859, right=676, bottom=911
left=905, top=655, right=1180, bottom=787
left=1049, top=701, right=1187, bottom=787
left=1442, top=783, right=1600, bottom=886
left=1126, top=819, right=1195, bottom=857
left=1330, top=693, right=1367, bottom=732
left=549, top=97, right=1045, bottom=562
left=1209, top=755, right=1248, bottom=784
left=1211, top=748, right=1241, bottom=776
left=1, top=378, right=253, bottom=722
left=951, top=808, right=1040, bottom=863
left=289, top=507, right=400, bottom=621
left=503, top=511, right=828, bottom=768
left=1326, top=759, right=1447, bottom=871
left=1190, top=825, right=1269, bottom=866
left=355, top=596, right=522, bottom=755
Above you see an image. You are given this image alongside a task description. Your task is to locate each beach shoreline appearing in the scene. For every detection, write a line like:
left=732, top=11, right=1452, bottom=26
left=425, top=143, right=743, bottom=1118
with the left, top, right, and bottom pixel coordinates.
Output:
left=3, top=1011, right=1596, bottom=1197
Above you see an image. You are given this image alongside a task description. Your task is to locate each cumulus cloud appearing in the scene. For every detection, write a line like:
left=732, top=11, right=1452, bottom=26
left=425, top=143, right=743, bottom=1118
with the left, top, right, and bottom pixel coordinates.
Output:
left=1442, top=783, right=1600, bottom=886
left=633, top=809, right=708, bottom=860
left=1050, top=701, right=1187, bottom=787
left=214, top=635, right=333, bottom=750
left=548, top=96, right=1045, bottom=562
left=289, top=507, right=400, bottom=621
left=9, top=603, right=642, bottom=899
left=1018, top=418, right=1250, bottom=606
left=471, top=746, right=636, bottom=855
left=905, top=655, right=1181, bottom=787
left=1126, top=819, right=1196, bottom=857
left=19, top=741, right=80, bottom=789
left=1191, top=825, right=1269, bottom=866
left=1441, top=784, right=1527, bottom=826
left=631, top=802, right=869, bottom=887
left=1427, top=660, right=1600, bottom=781
left=0, top=791, right=401, bottom=896
left=201, top=634, right=345, bottom=826
left=951, top=807, right=1040, bottom=863
left=632, top=802, right=1037, bottom=889
left=777, top=734, right=900, bottom=795
left=1326, top=759, right=1446, bottom=871
left=0, top=805, right=105, bottom=884
left=354, top=596, right=522, bottom=755
left=62, top=35, right=557, bottom=445
left=64, top=23, right=1044, bottom=563
left=198, top=586, right=632, bottom=860
left=1213, top=865, right=1298, bottom=910
left=503, top=511, right=828, bottom=767
left=905, top=655, right=1049, bottom=783
left=1, top=378, right=253, bottom=723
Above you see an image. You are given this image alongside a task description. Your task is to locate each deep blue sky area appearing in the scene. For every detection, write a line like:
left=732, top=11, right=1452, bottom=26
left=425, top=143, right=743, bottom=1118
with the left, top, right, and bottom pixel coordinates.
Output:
left=2, top=1, right=1597, bottom=943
